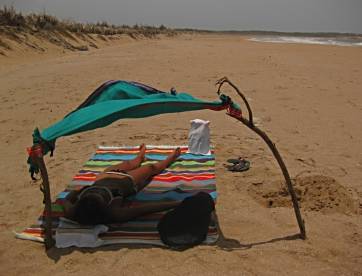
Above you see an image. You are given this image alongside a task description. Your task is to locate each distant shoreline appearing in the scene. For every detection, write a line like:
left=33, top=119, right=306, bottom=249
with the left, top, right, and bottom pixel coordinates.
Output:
left=248, top=36, right=362, bottom=47
left=177, top=28, right=362, bottom=38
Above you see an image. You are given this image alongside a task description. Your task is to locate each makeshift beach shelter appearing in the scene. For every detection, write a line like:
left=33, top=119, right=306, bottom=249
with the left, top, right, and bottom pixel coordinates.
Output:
left=24, top=78, right=306, bottom=249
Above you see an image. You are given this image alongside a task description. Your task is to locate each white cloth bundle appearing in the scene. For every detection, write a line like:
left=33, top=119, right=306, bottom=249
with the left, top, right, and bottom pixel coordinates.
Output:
left=187, top=119, right=211, bottom=155
left=55, top=218, right=108, bottom=248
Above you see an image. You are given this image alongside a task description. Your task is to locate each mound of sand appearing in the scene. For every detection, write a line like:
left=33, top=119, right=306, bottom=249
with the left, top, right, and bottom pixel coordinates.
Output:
left=248, top=175, right=359, bottom=214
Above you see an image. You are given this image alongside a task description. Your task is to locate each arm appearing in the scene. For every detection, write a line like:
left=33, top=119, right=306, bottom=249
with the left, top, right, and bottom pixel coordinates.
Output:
left=62, top=190, right=79, bottom=220
left=108, top=200, right=180, bottom=223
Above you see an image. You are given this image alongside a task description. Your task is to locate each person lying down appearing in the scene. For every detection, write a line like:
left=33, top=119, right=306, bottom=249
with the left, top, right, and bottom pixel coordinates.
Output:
left=63, top=144, right=181, bottom=225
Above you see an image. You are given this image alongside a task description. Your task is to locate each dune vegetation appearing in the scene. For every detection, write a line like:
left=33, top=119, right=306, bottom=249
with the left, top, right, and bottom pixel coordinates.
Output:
left=0, top=6, right=177, bottom=55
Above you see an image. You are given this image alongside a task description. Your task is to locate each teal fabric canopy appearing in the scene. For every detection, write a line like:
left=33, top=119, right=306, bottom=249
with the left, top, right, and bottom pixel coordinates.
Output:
left=28, top=80, right=239, bottom=178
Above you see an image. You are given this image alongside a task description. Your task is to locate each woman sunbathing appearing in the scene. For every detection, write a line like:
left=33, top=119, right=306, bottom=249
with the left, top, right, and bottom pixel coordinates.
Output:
left=63, top=144, right=181, bottom=225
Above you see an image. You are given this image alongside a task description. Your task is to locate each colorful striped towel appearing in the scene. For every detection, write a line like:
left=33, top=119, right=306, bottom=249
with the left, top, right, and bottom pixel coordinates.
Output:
left=16, top=145, right=219, bottom=247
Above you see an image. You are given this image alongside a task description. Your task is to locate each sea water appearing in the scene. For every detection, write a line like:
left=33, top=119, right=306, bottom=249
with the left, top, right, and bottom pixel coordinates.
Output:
left=249, top=36, right=362, bottom=47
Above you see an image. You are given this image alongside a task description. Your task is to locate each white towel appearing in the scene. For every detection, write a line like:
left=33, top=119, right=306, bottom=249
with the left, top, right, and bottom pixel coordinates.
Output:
left=187, top=119, right=211, bottom=155
left=55, top=218, right=108, bottom=248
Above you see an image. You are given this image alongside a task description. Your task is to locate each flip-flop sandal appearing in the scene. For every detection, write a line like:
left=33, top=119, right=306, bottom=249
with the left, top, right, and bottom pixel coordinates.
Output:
left=227, top=157, right=243, bottom=164
left=225, top=159, right=250, bottom=172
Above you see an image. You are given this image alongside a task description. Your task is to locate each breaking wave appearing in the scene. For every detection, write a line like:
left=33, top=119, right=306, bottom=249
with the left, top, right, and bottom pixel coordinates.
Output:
left=249, top=36, right=362, bottom=47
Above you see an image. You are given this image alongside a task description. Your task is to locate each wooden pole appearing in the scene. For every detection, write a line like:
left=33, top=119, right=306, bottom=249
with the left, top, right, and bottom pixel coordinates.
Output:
left=216, top=77, right=306, bottom=239
left=31, top=144, right=55, bottom=249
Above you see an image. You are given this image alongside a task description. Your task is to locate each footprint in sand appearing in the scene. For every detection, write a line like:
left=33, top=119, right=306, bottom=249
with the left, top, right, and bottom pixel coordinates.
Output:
left=64, top=259, right=80, bottom=273
left=129, top=135, right=147, bottom=139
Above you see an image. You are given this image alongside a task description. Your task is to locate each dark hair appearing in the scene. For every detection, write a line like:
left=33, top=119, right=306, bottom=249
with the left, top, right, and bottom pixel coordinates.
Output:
left=74, top=192, right=108, bottom=225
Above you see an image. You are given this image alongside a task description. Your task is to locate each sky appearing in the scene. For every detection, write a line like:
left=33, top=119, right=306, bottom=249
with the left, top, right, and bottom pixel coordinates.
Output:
left=2, top=0, right=362, bottom=33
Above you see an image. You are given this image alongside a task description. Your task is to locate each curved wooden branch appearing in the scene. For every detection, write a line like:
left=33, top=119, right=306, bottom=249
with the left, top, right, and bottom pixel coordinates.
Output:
left=216, top=77, right=254, bottom=126
left=218, top=77, right=306, bottom=240
left=31, top=144, right=55, bottom=249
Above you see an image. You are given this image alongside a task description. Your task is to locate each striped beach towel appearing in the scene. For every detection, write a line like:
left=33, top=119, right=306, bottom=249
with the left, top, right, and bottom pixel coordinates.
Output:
left=17, top=145, right=219, bottom=247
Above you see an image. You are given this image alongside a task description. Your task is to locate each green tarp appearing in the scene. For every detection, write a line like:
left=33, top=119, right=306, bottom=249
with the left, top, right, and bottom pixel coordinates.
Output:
left=39, top=81, right=232, bottom=142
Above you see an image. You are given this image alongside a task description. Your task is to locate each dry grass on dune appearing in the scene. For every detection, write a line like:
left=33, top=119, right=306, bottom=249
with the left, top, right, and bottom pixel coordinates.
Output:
left=0, top=6, right=177, bottom=54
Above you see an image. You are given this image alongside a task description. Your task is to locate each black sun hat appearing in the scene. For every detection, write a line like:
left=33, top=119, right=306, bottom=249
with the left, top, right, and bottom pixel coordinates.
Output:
left=157, top=192, right=215, bottom=248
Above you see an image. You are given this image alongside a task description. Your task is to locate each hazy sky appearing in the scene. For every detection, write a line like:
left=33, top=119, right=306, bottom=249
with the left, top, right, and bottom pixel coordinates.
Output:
left=2, top=0, right=362, bottom=33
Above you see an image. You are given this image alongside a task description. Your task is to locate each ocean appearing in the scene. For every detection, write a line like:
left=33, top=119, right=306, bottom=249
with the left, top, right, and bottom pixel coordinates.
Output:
left=249, top=36, right=362, bottom=47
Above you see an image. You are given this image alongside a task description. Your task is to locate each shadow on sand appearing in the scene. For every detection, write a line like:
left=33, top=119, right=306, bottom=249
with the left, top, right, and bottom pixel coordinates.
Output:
left=45, top=213, right=302, bottom=262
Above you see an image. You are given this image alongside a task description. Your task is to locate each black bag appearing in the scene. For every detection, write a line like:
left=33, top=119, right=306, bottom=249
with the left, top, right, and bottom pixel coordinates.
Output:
left=157, top=192, right=215, bottom=248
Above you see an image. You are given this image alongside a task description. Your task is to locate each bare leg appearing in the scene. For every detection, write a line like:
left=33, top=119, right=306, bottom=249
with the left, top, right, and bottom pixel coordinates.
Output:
left=104, top=144, right=146, bottom=173
left=127, top=148, right=181, bottom=191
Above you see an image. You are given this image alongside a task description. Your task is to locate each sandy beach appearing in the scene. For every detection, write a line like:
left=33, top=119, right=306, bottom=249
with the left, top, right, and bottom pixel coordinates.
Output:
left=0, top=34, right=361, bottom=275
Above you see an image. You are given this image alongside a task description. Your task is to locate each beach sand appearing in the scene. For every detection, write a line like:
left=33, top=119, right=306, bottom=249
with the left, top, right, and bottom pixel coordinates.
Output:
left=0, top=34, right=361, bottom=275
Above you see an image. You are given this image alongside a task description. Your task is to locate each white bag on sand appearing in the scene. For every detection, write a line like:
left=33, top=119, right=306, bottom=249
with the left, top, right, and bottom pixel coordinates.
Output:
left=187, top=119, right=211, bottom=155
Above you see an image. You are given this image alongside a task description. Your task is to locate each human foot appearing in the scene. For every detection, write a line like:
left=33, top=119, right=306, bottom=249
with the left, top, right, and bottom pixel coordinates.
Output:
left=171, top=147, right=181, bottom=161
left=138, top=143, right=146, bottom=161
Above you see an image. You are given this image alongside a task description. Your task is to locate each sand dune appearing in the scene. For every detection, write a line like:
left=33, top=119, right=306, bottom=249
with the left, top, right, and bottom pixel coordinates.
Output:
left=0, top=33, right=361, bottom=275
